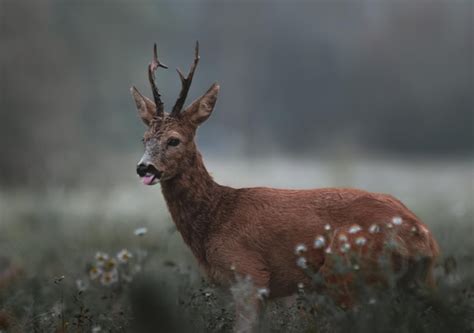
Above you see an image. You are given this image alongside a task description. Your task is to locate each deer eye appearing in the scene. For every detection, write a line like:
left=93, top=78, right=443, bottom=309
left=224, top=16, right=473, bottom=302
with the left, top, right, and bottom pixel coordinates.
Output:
left=167, top=138, right=180, bottom=147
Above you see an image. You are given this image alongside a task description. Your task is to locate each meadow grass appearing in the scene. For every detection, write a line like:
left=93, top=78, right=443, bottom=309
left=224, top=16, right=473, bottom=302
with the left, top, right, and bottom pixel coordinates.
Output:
left=0, top=159, right=473, bottom=332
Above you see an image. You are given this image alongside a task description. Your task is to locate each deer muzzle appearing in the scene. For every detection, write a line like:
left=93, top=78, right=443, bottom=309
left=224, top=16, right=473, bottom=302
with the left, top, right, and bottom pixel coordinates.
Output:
left=136, top=161, right=161, bottom=185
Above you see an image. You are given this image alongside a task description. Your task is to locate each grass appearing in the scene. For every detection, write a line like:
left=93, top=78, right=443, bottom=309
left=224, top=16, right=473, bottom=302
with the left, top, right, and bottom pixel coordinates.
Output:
left=0, top=158, right=473, bottom=332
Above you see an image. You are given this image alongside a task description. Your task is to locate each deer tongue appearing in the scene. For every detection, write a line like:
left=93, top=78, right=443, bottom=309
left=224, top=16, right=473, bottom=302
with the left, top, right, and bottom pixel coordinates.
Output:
left=142, top=173, right=157, bottom=185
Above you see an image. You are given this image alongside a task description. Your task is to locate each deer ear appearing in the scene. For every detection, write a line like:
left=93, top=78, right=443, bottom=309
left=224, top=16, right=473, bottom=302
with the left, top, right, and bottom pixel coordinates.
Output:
left=184, top=83, right=220, bottom=126
left=130, top=86, right=157, bottom=126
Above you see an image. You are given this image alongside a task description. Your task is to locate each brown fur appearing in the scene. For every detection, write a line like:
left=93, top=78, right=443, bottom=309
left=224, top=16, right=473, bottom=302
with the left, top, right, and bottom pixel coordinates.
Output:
left=130, top=44, right=440, bottom=332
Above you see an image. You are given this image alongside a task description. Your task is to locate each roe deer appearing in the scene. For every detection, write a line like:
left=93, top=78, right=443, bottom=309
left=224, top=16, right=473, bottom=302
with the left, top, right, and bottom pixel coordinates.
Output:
left=130, top=42, right=440, bottom=332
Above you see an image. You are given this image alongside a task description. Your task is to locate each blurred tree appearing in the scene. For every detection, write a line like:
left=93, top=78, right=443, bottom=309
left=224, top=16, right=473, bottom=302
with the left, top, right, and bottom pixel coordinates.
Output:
left=0, top=0, right=472, bottom=188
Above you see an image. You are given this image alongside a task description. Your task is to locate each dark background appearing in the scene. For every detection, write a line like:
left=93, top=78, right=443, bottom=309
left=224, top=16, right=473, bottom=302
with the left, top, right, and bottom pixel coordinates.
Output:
left=1, top=0, right=472, bottom=188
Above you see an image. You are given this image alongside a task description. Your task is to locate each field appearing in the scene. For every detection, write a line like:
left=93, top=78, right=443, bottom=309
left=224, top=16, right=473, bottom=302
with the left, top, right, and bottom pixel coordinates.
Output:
left=1, top=157, right=473, bottom=332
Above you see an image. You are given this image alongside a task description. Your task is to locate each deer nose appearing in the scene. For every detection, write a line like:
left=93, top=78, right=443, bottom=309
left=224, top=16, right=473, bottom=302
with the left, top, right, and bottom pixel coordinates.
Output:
left=136, top=162, right=161, bottom=179
left=136, top=163, right=148, bottom=177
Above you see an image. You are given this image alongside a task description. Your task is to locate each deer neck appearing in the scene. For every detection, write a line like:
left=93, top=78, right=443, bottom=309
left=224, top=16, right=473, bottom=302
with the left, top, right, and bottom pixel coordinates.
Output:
left=160, top=150, right=225, bottom=264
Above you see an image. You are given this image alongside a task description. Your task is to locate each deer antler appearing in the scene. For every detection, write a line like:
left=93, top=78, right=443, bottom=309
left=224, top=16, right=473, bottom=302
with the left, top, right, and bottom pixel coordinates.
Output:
left=148, top=43, right=168, bottom=118
left=171, top=41, right=200, bottom=117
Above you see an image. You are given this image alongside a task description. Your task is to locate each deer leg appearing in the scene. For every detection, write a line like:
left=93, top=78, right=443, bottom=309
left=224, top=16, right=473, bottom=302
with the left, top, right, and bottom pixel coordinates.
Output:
left=233, top=293, right=261, bottom=333
left=229, top=260, right=269, bottom=333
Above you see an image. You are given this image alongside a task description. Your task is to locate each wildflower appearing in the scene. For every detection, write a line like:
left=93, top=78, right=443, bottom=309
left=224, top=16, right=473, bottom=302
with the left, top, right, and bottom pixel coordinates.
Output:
left=257, top=288, right=270, bottom=300
left=392, top=216, right=403, bottom=225
left=95, top=252, right=109, bottom=263
left=117, top=249, right=133, bottom=263
left=103, top=258, right=118, bottom=272
left=338, top=234, right=348, bottom=242
left=313, top=235, right=325, bottom=249
left=294, top=243, right=307, bottom=255
left=134, top=227, right=148, bottom=236
left=324, top=224, right=331, bottom=231
left=340, top=242, right=351, bottom=253
left=355, top=236, right=367, bottom=246
left=348, top=225, right=362, bottom=234
left=89, top=266, right=103, bottom=280
left=100, top=269, right=118, bottom=286
left=76, top=279, right=88, bottom=292
left=369, top=224, right=380, bottom=233
left=296, top=257, right=308, bottom=269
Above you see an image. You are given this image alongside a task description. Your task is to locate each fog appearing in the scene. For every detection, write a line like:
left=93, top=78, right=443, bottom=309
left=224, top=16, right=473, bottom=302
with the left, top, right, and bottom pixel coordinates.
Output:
left=1, top=0, right=472, bottom=188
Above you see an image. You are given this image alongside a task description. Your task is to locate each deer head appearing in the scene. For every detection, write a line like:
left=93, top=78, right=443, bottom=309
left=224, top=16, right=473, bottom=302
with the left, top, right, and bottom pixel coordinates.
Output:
left=131, top=42, right=219, bottom=185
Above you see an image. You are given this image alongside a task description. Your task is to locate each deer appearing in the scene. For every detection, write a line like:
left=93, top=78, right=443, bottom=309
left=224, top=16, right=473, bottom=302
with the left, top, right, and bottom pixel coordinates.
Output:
left=130, top=42, right=440, bottom=332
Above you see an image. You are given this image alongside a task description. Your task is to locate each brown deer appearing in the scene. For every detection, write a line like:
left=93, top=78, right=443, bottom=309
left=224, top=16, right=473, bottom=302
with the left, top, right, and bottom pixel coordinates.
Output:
left=130, top=42, right=440, bottom=332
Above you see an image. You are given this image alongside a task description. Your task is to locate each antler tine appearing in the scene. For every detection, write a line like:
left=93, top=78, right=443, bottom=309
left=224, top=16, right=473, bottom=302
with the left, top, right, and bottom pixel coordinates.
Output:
left=171, top=41, right=200, bottom=117
left=148, top=43, right=168, bottom=117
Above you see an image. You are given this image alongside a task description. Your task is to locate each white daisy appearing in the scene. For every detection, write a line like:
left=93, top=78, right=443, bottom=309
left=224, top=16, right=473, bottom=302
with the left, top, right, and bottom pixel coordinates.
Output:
left=348, top=225, right=362, bottom=234
left=369, top=224, right=380, bottom=233
left=296, top=257, right=308, bottom=269
left=355, top=236, right=367, bottom=246
left=392, top=216, right=403, bottom=225
left=313, top=235, right=326, bottom=249
left=134, top=227, right=148, bottom=236
left=117, top=249, right=133, bottom=263
left=100, top=269, right=118, bottom=286
left=257, top=288, right=270, bottom=300
left=294, top=243, right=307, bottom=255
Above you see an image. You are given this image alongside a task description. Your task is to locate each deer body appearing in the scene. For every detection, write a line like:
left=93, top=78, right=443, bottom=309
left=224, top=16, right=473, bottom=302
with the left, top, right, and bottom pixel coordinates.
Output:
left=160, top=152, right=438, bottom=296
left=131, top=43, right=439, bottom=331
